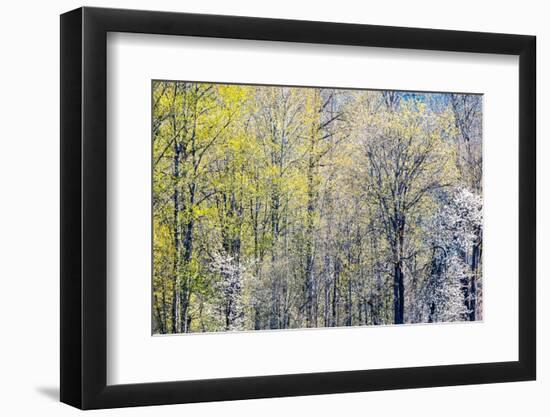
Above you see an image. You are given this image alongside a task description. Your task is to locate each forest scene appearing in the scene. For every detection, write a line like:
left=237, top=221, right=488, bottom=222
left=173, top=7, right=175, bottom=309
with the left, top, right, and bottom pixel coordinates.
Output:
left=152, top=81, right=483, bottom=334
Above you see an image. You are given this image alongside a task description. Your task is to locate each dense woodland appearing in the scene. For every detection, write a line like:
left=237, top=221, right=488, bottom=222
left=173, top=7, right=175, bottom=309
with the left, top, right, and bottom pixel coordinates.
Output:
left=152, top=81, right=483, bottom=334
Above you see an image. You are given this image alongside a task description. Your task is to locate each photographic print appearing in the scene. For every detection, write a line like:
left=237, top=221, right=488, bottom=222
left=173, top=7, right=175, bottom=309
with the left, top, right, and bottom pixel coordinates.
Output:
left=152, top=81, right=482, bottom=334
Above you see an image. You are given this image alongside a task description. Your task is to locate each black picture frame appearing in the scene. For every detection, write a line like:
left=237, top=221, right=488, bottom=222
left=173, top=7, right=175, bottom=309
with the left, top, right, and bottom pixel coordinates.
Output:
left=60, top=6, right=536, bottom=410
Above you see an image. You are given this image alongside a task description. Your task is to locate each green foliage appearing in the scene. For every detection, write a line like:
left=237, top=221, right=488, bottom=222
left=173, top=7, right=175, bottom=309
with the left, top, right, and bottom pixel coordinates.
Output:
left=152, top=82, right=483, bottom=334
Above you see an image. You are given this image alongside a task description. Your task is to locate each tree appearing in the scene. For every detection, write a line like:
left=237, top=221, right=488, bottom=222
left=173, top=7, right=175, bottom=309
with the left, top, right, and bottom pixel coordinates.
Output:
left=152, top=82, right=483, bottom=333
left=424, top=187, right=482, bottom=321
left=152, top=82, right=245, bottom=332
left=356, top=99, right=457, bottom=324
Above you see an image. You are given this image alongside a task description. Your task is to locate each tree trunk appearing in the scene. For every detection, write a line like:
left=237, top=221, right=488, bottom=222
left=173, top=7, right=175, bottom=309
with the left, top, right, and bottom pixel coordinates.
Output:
left=171, top=142, right=181, bottom=333
left=304, top=155, right=316, bottom=327
left=393, top=261, right=405, bottom=324
left=393, top=217, right=406, bottom=324
left=468, top=234, right=481, bottom=321
left=180, top=214, right=195, bottom=333
left=331, top=258, right=340, bottom=326
left=269, top=188, right=280, bottom=329
left=347, top=275, right=353, bottom=326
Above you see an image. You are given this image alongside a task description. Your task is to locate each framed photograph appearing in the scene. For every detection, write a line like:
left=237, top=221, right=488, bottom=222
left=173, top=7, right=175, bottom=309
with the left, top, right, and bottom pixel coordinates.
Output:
left=60, top=6, right=536, bottom=409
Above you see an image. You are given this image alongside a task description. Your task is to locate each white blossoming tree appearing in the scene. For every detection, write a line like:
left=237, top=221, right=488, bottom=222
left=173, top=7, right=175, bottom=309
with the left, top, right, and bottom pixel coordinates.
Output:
left=209, top=252, right=248, bottom=331
left=420, top=187, right=483, bottom=322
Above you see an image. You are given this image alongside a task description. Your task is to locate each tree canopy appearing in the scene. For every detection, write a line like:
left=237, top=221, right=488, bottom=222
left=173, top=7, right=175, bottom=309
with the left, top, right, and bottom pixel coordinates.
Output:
left=152, top=81, right=483, bottom=334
